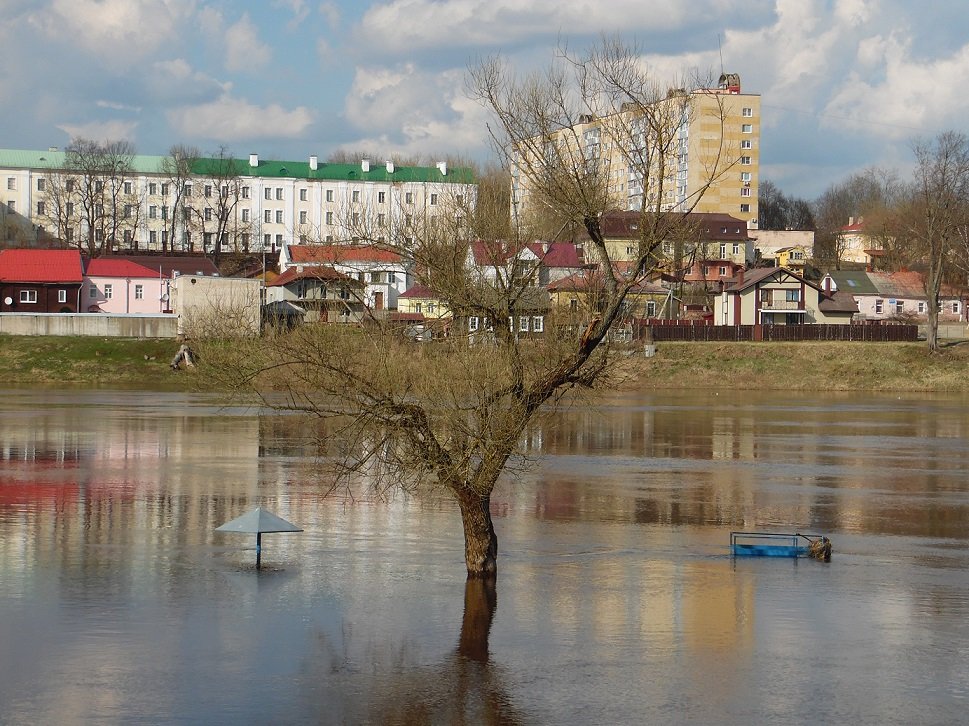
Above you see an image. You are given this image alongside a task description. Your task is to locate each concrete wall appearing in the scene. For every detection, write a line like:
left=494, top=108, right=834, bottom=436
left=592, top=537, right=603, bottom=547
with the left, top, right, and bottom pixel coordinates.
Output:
left=172, top=275, right=262, bottom=337
left=0, top=313, right=177, bottom=337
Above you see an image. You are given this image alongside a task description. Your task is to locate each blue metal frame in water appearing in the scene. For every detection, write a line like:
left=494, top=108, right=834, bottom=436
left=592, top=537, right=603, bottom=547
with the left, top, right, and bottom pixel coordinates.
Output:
left=730, top=531, right=823, bottom=558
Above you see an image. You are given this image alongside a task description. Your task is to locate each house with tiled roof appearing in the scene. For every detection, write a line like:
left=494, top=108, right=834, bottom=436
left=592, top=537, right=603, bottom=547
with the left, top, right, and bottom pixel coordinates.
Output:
left=280, top=242, right=409, bottom=310
left=469, top=240, right=586, bottom=287
left=835, top=217, right=887, bottom=266
left=548, top=269, right=670, bottom=322
left=0, top=248, right=84, bottom=312
left=397, top=284, right=449, bottom=320
left=714, top=266, right=857, bottom=325
left=266, top=264, right=365, bottom=323
left=81, top=255, right=219, bottom=314
left=825, top=269, right=965, bottom=322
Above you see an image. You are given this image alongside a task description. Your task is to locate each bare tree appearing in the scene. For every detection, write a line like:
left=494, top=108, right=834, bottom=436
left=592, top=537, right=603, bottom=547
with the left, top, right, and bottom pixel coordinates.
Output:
left=160, top=144, right=201, bottom=254
left=189, top=147, right=246, bottom=265
left=62, top=138, right=137, bottom=257
left=199, top=39, right=732, bottom=579
left=903, top=131, right=969, bottom=352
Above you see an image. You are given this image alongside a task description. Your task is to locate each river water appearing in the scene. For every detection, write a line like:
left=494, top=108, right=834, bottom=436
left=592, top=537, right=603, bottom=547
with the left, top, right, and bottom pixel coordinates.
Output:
left=0, top=389, right=967, bottom=725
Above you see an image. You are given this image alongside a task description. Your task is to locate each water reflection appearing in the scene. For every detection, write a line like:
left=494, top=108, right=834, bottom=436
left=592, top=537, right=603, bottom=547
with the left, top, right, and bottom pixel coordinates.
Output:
left=1, top=389, right=968, bottom=724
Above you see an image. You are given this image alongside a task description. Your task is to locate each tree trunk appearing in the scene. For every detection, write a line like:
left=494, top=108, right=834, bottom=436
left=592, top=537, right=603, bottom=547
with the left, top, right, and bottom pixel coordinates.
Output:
left=456, top=488, right=498, bottom=578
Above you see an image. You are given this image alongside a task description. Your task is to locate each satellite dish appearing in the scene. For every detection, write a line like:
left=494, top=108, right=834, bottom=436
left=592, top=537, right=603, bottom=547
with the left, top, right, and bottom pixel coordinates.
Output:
left=3, top=297, right=11, bottom=305
left=160, top=293, right=169, bottom=302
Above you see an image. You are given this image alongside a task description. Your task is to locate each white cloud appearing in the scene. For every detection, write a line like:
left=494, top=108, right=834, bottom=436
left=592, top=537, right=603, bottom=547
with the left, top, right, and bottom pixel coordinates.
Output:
left=357, top=0, right=754, bottom=54
left=167, top=95, right=314, bottom=141
left=96, top=100, right=143, bottom=113
left=148, top=59, right=228, bottom=105
left=57, top=119, right=139, bottom=144
left=28, top=0, right=195, bottom=59
left=343, top=65, right=489, bottom=157
left=225, top=13, right=272, bottom=72
left=823, top=37, right=969, bottom=138
left=274, top=0, right=311, bottom=27
left=319, top=1, right=341, bottom=30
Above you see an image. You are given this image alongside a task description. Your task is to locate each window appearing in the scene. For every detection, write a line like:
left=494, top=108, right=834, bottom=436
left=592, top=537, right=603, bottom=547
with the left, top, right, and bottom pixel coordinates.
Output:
left=325, top=211, right=333, bottom=225
left=161, top=231, right=168, bottom=246
left=740, top=203, right=750, bottom=213
left=204, top=232, right=213, bottom=247
left=134, top=285, right=144, bottom=300
left=264, top=210, right=272, bottom=223
left=918, top=301, right=926, bottom=314
left=240, top=232, right=250, bottom=248
left=124, top=230, right=132, bottom=243
left=89, top=285, right=97, bottom=299
left=299, top=210, right=307, bottom=224
left=786, top=289, right=800, bottom=302
left=242, top=209, right=250, bottom=222
left=719, top=243, right=727, bottom=258
left=742, top=124, right=753, bottom=133
left=326, top=189, right=334, bottom=202
left=378, top=213, right=386, bottom=226
left=150, top=231, right=157, bottom=246
left=519, top=316, right=529, bottom=332
left=469, top=316, right=479, bottom=332
left=741, top=139, right=752, bottom=150
left=719, top=266, right=728, bottom=277
left=161, top=206, right=168, bottom=220
left=264, top=187, right=272, bottom=200
left=275, top=234, right=283, bottom=246
left=895, top=301, right=905, bottom=313
left=953, top=301, right=961, bottom=314
left=275, top=187, right=283, bottom=200
left=740, top=156, right=751, bottom=165
left=388, top=271, right=396, bottom=283
left=149, top=205, right=157, bottom=219
left=6, top=177, right=14, bottom=190
left=161, top=183, right=169, bottom=196
left=205, top=185, right=212, bottom=198
left=264, top=233, right=271, bottom=247
left=352, top=190, right=360, bottom=203
left=66, top=228, right=73, bottom=242
left=742, top=107, right=753, bottom=117
left=184, top=183, right=192, bottom=197
left=740, top=172, right=751, bottom=182
left=6, top=201, right=14, bottom=212
left=242, top=186, right=250, bottom=199
left=369, top=272, right=382, bottom=283
left=221, top=185, right=229, bottom=199
left=733, top=243, right=740, bottom=254
left=741, top=187, right=752, bottom=197
left=405, top=192, right=413, bottom=204
left=646, top=301, right=656, bottom=318
left=532, top=316, right=544, bottom=333
left=66, top=179, right=75, bottom=193
left=275, top=210, right=283, bottom=224
left=299, top=188, right=307, bottom=201
left=36, top=201, right=45, bottom=215
left=378, top=191, right=386, bottom=204
left=58, top=289, right=67, bottom=303
left=104, top=284, right=113, bottom=300
left=36, top=178, right=46, bottom=193
left=20, top=290, right=37, bottom=303
left=875, top=299, right=883, bottom=314
left=205, top=207, right=213, bottom=221
left=430, top=193, right=438, bottom=205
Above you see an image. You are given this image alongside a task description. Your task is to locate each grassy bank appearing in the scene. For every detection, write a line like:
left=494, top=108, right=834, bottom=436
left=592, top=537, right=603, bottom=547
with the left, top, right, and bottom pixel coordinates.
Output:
left=0, top=335, right=192, bottom=388
left=2, top=335, right=969, bottom=392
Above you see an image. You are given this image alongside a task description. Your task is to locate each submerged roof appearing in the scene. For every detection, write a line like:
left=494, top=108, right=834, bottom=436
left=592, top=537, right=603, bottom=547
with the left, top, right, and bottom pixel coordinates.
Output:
left=215, top=507, right=303, bottom=534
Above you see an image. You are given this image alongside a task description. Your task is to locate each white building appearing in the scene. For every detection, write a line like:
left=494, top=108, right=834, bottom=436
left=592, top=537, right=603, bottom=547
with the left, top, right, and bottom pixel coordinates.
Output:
left=0, top=149, right=475, bottom=255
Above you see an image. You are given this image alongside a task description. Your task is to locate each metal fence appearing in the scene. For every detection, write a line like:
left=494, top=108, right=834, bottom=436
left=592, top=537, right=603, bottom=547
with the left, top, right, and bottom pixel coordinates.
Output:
left=633, top=320, right=918, bottom=342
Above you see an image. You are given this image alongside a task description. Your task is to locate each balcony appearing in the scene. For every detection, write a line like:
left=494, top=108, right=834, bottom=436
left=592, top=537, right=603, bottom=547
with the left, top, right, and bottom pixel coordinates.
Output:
left=759, top=299, right=803, bottom=311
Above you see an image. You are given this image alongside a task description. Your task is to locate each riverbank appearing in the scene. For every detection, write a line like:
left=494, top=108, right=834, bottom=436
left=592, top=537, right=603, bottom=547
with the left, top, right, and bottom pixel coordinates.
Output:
left=3, top=335, right=969, bottom=392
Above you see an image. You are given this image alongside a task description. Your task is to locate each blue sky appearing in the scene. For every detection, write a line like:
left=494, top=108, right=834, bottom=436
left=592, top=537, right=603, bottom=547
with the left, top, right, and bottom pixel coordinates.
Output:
left=2, top=0, right=968, bottom=200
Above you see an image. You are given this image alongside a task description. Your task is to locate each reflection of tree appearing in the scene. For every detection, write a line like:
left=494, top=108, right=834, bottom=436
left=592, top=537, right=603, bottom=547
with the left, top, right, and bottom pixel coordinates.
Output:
left=305, top=580, right=527, bottom=724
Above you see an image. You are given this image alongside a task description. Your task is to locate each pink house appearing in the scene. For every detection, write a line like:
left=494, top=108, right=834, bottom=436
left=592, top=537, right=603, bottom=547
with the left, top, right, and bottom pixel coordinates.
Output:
left=83, top=259, right=166, bottom=314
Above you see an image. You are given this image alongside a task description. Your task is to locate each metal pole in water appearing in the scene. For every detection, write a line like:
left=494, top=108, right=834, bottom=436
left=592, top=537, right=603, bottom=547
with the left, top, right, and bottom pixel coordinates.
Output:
left=256, top=532, right=262, bottom=569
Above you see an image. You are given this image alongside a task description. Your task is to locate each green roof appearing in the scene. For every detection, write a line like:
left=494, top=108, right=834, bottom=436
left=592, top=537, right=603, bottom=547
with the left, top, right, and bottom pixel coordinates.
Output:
left=0, top=148, right=475, bottom=184
left=828, top=270, right=877, bottom=295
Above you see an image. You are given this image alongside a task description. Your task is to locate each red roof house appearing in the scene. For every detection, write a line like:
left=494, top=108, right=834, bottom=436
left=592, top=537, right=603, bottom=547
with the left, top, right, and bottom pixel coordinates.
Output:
left=0, top=248, right=84, bottom=312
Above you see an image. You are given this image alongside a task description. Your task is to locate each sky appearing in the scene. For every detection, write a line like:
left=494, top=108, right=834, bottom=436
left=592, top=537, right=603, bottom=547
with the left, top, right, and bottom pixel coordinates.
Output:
left=2, top=0, right=968, bottom=200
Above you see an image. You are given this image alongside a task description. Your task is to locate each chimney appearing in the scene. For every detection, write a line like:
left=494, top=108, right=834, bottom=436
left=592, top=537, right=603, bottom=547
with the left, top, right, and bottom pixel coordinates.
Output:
left=249, top=153, right=259, bottom=168
left=436, top=161, right=447, bottom=176
left=823, top=275, right=832, bottom=293
left=361, top=159, right=370, bottom=173
left=736, top=267, right=744, bottom=286
left=386, top=160, right=395, bottom=173
left=309, top=155, right=318, bottom=171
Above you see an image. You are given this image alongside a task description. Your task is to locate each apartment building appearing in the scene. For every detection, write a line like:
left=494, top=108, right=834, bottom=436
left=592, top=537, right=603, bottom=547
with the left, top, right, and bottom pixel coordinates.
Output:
left=0, top=149, right=475, bottom=254
left=512, top=73, right=760, bottom=229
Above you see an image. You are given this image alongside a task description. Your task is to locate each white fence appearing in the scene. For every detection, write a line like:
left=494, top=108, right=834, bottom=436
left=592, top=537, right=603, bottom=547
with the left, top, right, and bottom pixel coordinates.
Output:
left=0, top=313, right=178, bottom=338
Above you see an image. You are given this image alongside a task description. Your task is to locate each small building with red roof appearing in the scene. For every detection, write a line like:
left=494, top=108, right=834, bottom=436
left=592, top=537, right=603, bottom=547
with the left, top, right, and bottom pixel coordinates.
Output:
left=469, top=240, right=587, bottom=287
left=0, top=248, right=84, bottom=312
left=265, top=264, right=365, bottom=323
left=280, top=242, right=410, bottom=310
left=83, top=257, right=165, bottom=314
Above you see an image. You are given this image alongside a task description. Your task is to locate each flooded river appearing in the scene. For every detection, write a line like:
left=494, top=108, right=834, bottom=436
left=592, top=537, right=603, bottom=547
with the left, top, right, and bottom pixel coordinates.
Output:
left=0, top=389, right=967, bottom=724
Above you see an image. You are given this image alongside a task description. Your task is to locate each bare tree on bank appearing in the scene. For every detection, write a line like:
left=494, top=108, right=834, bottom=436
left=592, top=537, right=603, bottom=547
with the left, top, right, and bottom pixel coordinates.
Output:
left=903, top=131, right=969, bottom=352
left=188, top=147, right=247, bottom=265
left=199, top=39, right=734, bottom=579
left=160, top=144, right=201, bottom=254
